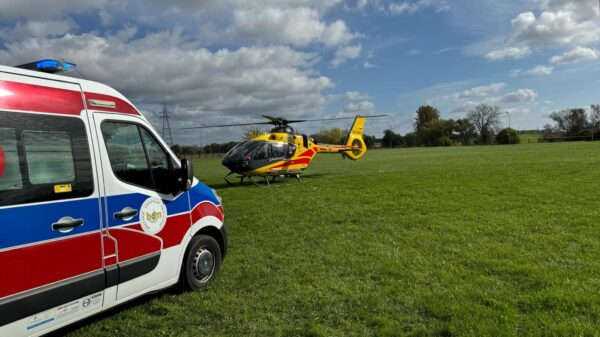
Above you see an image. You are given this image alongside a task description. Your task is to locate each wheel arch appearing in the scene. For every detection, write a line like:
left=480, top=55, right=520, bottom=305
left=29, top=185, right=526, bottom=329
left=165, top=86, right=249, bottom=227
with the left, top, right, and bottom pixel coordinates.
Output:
left=192, top=224, right=227, bottom=260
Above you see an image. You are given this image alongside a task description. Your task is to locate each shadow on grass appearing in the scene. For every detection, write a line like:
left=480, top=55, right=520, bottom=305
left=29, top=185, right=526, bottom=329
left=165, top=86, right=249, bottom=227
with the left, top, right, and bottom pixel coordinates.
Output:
left=209, top=174, right=328, bottom=189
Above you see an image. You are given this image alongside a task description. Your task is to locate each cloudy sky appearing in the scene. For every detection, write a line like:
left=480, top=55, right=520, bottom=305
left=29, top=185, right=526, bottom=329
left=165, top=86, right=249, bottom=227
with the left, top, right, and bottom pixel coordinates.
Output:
left=1, top=0, right=599, bottom=143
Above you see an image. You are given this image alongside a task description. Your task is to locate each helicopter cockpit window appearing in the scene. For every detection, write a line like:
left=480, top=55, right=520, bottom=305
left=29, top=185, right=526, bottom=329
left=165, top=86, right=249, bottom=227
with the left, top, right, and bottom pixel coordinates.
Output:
left=253, top=143, right=270, bottom=160
left=270, top=143, right=286, bottom=159
left=224, top=141, right=264, bottom=162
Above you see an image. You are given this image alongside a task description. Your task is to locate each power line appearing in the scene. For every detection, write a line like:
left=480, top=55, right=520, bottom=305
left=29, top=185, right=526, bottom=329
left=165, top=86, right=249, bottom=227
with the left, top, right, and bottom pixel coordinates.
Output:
left=160, top=102, right=174, bottom=146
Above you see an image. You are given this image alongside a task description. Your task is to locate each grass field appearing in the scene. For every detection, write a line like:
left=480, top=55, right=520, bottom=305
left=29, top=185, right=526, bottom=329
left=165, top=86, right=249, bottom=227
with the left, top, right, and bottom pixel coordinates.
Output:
left=63, top=142, right=600, bottom=337
left=517, top=132, right=540, bottom=144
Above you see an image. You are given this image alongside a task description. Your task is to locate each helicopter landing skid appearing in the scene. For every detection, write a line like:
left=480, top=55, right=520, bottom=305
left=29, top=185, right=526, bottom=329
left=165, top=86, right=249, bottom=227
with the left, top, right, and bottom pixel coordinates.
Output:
left=223, top=171, right=301, bottom=187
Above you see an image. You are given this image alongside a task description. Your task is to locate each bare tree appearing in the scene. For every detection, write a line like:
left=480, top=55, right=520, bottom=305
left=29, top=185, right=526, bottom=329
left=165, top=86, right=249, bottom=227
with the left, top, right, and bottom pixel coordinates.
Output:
left=467, top=104, right=501, bottom=144
left=590, top=105, right=600, bottom=128
left=549, top=108, right=588, bottom=136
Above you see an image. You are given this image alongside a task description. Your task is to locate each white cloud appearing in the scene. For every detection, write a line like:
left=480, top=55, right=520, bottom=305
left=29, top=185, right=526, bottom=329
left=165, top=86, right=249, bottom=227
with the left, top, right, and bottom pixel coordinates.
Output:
left=510, top=8, right=600, bottom=47
left=232, top=7, right=355, bottom=47
left=342, top=100, right=375, bottom=114
left=0, top=19, right=76, bottom=41
left=526, top=65, right=554, bottom=76
left=456, top=83, right=505, bottom=100
left=550, top=46, right=599, bottom=64
left=332, top=44, right=362, bottom=67
left=0, top=0, right=106, bottom=20
left=357, top=0, right=369, bottom=9
left=363, top=60, right=377, bottom=68
left=345, top=91, right=370, bottom=100
left=485, top=46, right=531, bottom=61
left=510, top=69, right=522, bottom=77
left=406, top=48, right=422, bottom=56
left=0, top=31, right=334, bottom=130
left=501, top=89, right=538, bottom=103
left=388, top=0, right=449, bottom=15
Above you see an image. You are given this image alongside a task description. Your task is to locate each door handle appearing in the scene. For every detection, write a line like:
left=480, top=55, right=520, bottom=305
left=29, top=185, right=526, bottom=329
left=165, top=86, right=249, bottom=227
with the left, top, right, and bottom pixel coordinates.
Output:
left=114, top=207, right=138, bottom=220
left=52, top=217, right=84, bottom=233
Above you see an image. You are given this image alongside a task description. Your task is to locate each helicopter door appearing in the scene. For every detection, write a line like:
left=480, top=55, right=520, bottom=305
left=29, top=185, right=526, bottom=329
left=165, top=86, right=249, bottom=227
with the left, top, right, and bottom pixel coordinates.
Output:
left=302, top=135, right=309, bottom=148
left=287, top=144, right=296, bottom=158
left=270, top=143, right=286, bottom=161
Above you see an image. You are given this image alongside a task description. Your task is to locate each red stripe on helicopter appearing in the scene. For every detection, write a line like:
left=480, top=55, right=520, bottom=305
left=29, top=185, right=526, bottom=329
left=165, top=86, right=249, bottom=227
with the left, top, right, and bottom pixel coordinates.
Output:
left=298, top=149, right=315, bottom=158
left=271, top=158, right=311, bottom=169
left=0, top=80, right=84, bottom=115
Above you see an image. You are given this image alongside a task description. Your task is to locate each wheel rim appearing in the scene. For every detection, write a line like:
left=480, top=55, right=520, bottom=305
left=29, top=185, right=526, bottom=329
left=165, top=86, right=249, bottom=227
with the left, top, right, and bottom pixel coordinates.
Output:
left=192, top=248, right=215, bottom=282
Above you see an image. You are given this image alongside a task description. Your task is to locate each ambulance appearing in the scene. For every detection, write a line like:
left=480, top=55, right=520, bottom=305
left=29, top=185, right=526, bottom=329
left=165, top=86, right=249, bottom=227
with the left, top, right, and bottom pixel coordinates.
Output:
left=0, top=60, right=227, bottom=336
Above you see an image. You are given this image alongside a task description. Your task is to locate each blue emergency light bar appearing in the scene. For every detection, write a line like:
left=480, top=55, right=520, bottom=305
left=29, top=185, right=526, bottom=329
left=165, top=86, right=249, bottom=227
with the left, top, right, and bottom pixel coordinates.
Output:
left=15, top=59, right=77, bottom=74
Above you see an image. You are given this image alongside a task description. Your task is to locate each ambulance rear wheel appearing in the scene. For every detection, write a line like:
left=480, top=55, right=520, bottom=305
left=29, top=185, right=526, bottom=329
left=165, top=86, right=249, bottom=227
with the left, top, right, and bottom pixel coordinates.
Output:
left=183, top=235, right=221, bottom=290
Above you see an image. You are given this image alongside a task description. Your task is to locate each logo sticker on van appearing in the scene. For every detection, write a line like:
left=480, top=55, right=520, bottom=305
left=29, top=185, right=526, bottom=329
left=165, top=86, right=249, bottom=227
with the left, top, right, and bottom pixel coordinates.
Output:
left=139, top=197, right=167, bottom=234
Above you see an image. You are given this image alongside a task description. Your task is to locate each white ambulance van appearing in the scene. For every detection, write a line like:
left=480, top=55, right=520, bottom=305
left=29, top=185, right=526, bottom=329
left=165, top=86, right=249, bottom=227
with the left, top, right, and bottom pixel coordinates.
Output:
left=0, top=60, right=227, bottom=336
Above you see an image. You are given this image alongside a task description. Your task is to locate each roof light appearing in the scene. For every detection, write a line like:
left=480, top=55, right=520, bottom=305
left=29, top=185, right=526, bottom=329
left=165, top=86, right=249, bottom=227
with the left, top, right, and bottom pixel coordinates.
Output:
left=15, top=59, right=77, bottom=74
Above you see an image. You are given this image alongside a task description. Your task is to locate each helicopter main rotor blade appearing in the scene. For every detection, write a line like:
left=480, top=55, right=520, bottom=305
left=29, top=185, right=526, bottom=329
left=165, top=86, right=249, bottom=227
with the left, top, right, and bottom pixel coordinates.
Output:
left=284, top=114, right=389, bottom=124
left=179, top=114, right=388, bottom=129
left=180, top=121, right=274, bottom=130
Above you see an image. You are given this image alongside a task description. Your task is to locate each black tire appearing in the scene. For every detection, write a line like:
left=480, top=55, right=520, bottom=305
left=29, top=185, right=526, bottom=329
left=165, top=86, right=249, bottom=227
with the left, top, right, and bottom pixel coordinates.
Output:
left=183, top=235, right=221, bottom=290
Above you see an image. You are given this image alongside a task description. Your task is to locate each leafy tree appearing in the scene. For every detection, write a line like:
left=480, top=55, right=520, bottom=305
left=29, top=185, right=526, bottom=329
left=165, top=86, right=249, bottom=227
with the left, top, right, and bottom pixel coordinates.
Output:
left=468, top=104, right=501, bottom=144
left=429, top=119, right=455, bottom=146
left=403, top=132, right=418, bottom=147
left=311, top=128, right=347, bottom=144
left=243, top=128, right=265, bottom=141
left=453, top=118, right=477, bottom=145
left=414, top=105, right=442, bottom=146
left=414, top=105, right=440, bottom=133
left=382, top=129, right=403, bottom=147
left=549, top=108, right=588, bottom=136
left=170, top=144, right=182, bottom=155
left=496, top=128, right=520, bottom=145
left=363, top=134, right=377, bottom=148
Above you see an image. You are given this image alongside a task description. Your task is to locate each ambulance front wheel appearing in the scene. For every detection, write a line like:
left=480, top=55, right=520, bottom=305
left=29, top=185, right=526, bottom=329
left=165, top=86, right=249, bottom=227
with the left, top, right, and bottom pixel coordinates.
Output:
left=183, top=235, right=222, bottom=290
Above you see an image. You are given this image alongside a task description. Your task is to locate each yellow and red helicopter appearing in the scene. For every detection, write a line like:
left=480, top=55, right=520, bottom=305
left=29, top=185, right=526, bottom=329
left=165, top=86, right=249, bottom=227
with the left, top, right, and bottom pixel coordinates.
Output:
left=184, top=115, right=385, bottom=186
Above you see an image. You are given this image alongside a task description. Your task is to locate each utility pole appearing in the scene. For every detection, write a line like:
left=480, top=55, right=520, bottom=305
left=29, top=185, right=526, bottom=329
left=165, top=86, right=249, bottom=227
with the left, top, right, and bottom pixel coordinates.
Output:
left=506, top=111, right=512, bottom=144
left=160, top=102, right=174, bottom=146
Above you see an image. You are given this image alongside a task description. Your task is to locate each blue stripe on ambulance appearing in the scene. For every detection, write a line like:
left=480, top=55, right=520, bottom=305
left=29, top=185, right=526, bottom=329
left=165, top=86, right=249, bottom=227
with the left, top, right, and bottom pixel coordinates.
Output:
left=0, top=183, right=220, bottom=250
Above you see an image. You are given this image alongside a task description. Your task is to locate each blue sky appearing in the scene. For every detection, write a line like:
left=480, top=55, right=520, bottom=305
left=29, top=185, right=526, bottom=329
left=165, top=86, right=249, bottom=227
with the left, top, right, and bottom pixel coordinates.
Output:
left=0, top=0, right=599, bottom=143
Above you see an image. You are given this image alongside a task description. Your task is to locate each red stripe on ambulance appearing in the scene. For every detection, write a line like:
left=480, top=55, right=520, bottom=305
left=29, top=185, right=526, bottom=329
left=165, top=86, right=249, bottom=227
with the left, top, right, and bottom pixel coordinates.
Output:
left=0, top=233, right=102, bottom=298
left=0, top=80, right=84, bottom=115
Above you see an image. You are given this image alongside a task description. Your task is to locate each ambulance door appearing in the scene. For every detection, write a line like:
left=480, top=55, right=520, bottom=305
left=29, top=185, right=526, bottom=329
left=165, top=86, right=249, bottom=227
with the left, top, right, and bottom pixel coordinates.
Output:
left=0, top=107, right=104, bottom=332
left=92, top=112, right=191, bottom=301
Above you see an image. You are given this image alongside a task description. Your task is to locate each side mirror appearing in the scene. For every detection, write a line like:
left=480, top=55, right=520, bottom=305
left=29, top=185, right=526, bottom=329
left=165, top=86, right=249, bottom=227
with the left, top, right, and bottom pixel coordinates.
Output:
left=180, top=158, right=194, bottom=191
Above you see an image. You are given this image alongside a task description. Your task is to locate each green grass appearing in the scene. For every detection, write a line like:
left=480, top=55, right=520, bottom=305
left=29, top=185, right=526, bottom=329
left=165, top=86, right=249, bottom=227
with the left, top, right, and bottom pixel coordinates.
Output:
left=518, top=132, right=540, bottom=144
left=65, top=143, right=600, bottom=337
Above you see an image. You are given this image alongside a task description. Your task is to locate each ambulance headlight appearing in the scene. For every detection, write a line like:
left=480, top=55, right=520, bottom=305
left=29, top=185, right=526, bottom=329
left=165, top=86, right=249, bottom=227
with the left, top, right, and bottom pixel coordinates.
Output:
left=212, top=189, right=222, bottom=203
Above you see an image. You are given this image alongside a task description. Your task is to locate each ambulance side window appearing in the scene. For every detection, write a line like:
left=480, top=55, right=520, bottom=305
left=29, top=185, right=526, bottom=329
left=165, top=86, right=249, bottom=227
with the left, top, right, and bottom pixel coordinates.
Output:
left=23, top=132, right=76, bottom=184
left=101, top=121, right=175, bottom=194
left=101, top=122, right=153, bottom=190
left=0, top=111, right=94, bottom=207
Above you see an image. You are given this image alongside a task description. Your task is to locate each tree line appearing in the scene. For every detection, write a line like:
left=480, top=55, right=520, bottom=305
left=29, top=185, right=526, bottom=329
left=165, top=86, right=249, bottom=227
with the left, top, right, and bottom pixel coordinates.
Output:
left=377, top=103, right=519, bottom=148
left=542, top=105, right=600, bottom=141
left=169, top=104, right=600, bottom=155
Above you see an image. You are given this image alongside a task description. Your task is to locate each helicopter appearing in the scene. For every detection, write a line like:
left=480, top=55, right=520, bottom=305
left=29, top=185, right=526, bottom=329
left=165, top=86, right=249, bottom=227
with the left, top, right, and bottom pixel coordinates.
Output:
left=183, top=114, right=386, bottom=186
